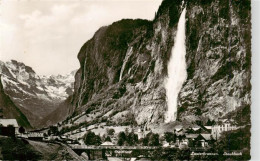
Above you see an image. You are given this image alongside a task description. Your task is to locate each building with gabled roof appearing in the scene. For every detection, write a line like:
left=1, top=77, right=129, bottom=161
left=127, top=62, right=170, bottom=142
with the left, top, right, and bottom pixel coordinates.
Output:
left=27, top=132, right=44, bottom=141
left=190, top=124, right=201, bottom=131
left=0, top=119, right=19, bottom=127
left=200, top=134, right=212, bottom=141
left=204, top=126, right=212, bottom=130
left=101, top=141, right=115, bottom=146
left=0, top=119, right=19, bottom=136
left=211, top=119, right=238, bottom=139
left=174, top=125, right=183, bottom=132
left=185, top=134, right=199, bottom=139
left=196, top=134, right=213, bottom=147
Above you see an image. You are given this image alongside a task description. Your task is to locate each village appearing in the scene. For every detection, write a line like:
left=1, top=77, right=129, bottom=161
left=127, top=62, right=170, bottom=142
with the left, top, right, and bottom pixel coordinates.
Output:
left=0, top=118, right=240, bottom=160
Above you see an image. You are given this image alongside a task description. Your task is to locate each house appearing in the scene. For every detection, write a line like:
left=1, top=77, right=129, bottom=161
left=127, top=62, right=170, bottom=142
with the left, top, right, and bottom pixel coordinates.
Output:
left=196, top=128, right=211, bottom=134
left=27, top=132, right=44, bottom=141
left=162, top=141, right=170, bottom=147
left=211, top=119, right=238, bottom=139
left=191, top=125, right=201, bottom=131
left=175, top=128, right=186, bottom=136
left=60, top=135, right=67, bottom=139
left=81, top=128, right=86, bottom=132
left=180, top=134, right=199, bottom=146
left=204, top=126, right=212, bottom=130
left=218, top=118, right=235, bottom=124
left=196, top=134, right=212, bottom=147
left=186, top=127, right=207, bottom=134
left=137, top=128, right=145, bottom=139
left=101, top=141, right=115, bottom=146
left=0, top=119, right=19, bottom=137
left=174, top=125, right=183, bottom=132
left=180, top=134, right=213, bottom=148
left=186, top=128, right=196, bottom=134
left=185, top=134, right=199, bottom=141
left=204, top=126, right=212, bottom=132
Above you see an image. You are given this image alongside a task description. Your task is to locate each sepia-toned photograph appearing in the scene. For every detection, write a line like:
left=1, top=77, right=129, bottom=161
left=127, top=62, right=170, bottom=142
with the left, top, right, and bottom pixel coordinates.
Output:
left=0, top=0, right=251, bottom=160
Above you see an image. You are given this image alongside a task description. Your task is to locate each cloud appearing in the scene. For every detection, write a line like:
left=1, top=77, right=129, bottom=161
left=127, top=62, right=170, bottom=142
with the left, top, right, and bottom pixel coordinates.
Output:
left=1, top=0, right=162, bottom=75
left=0, top=21, right=22, bottom=61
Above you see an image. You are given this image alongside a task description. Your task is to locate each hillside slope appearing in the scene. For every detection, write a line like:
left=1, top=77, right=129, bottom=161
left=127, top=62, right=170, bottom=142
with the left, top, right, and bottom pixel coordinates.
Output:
left=0, top=76, right=31, bottom=129
left=0, top=137, right=80, bottom=160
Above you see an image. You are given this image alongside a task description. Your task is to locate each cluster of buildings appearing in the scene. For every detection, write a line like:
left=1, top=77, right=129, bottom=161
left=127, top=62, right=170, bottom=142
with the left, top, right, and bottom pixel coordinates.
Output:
left=159, top=119, right=239, bottom=149
left=0, top=118, right=239, bottom=151
left=0, top=119, right=46, bottom=141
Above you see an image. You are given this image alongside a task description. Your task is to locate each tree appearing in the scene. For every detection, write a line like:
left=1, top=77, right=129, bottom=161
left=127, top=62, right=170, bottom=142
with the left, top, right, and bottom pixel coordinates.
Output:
left=178, top=135, right=185, bottom=142
left=18, top=127, right=25, bottom=134
left=48, top=126, right=59, bottom=135
left=117, top=132, right=126, bottom=146
left=43, top=133, right=48, bottom=137
left=83, top=131, right=101, bottom=145
left=195, top=108, right=202, bottom=116
left=176, top=149, right=191, bottom=160
left=215, top=126, right=250, bottom=155
left=164, top=132, right=176, bottom=143
left=142, top=132, right=160, bottom=146
left=102, top=134, right=106, bottom=142
left=206, top=119, right=216, bottom=126
left=125, top=128, right=129, bottom=136
left=195, top=120, right=203, bottom=126
left=106, top=128, right=115, bottom=136
left=127, top=131, right=138, bottom=146
left=117, top=130, right=139, bottom=146
left=149, top=133, right=160, bottom=146
left=142, top=136, right=149, bottom=146
left=105, top=136, right=111, bottom=142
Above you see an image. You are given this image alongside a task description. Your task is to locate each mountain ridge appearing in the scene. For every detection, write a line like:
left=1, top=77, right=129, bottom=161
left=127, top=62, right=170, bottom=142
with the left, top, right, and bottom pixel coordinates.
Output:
left=0, top=75, right=32, bottom=129
left=0, top=60, right=76, bottom=128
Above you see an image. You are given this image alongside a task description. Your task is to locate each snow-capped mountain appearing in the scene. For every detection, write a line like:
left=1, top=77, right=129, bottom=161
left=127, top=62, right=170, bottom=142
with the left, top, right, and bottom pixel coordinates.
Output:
left=39, top=71, right=76, bottom=100
left=0, top=60, right=76, bottom=128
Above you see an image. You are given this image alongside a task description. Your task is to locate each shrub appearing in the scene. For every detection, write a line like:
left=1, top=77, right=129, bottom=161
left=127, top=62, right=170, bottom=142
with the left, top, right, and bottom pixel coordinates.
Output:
left=106, top=128, right=115, bottom=136
left=83, top=131, right=101, bottom=146
left=142, top=132, right=160, bottom=146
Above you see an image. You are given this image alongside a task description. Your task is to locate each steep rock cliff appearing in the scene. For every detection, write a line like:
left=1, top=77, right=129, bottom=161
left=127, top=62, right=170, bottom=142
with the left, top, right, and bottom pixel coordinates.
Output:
left=71, top=0, right=251, bottom=127
left=178, top=0, right=251, bottom=122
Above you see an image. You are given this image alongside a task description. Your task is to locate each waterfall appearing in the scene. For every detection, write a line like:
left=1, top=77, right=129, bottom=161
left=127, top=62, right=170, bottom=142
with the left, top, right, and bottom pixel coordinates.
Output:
left=119, top=47, right=133, bottom=81
left=165, top=7, right=187, bottom=123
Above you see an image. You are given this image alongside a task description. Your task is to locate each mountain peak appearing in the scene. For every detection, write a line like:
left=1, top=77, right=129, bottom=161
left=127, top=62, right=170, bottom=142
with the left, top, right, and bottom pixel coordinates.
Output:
left=0, top=60, right=76, bottom=128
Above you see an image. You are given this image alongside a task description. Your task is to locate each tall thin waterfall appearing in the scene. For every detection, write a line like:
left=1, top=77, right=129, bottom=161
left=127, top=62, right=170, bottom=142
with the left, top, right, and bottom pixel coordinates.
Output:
left=165, top=7, right=187, bottom=123
left=119, top=47, right=133, bottom=81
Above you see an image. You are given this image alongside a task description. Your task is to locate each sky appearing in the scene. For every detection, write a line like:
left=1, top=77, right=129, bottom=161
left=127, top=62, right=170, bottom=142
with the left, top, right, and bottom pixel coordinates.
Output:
left=0, top=0, right=162, bottom=75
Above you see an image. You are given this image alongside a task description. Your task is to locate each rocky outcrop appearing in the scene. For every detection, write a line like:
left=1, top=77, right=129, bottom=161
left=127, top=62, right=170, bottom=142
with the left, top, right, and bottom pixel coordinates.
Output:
left=0, top=60, right=76, bottom=128
left=71, top=0, right=251, bottom=127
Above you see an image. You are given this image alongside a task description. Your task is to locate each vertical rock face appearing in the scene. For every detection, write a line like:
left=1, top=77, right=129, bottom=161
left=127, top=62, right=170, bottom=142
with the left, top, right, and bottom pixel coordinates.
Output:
left=178, top=0, right=251, bottom=122
left=71, top=16, right=178, bottom=126
left=71, top=0, right=251, bottom=126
